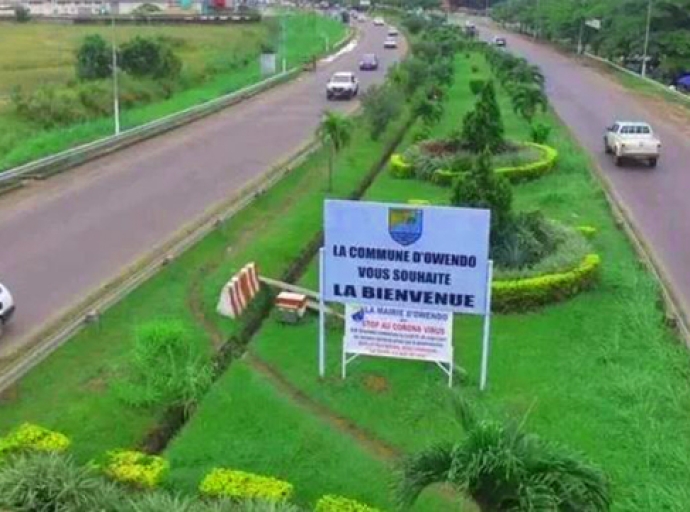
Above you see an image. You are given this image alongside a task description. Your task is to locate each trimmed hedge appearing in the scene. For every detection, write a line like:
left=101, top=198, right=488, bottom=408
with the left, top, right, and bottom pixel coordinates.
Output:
left=315, top=494, right=382, bottom=512
left=199, top=468, right=293, bottom=502
left=577, top=225, right=598, bottom=239
left=0, top=423, right=70, bottom=457
left=389, top=153, right=414, bottom=179
left=100, top=450, right=168, bottom=489
left=495, top=142, right=558, bottom=183
left=493, top=254, right=601, bottom=312
left=431, top=169, right=458, bottom=187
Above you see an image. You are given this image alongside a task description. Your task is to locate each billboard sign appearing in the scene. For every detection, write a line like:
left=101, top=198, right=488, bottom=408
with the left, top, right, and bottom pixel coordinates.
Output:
left=344, top=304, right=453, bottom=363
left=323, top=200, right=491, bottom=315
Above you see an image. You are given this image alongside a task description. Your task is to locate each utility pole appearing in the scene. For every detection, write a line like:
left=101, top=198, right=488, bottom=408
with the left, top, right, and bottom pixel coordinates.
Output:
left=641, top=0, right=652, bottom=77
left=281, top=13, right=287, bottom=73
left=110, top=11, right=120, bottom=135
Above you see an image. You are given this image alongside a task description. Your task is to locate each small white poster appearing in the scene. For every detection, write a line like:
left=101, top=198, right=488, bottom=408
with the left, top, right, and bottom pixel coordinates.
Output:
left=344, top=304, right=453, bottom=363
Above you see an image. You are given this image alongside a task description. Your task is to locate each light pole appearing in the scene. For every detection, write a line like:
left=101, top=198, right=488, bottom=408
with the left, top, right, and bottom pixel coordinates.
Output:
left=281, top=12, right=287, bottom=73
left=110, top=12, right=120, bottom=135
left=641, top=0, right=652, bottom=77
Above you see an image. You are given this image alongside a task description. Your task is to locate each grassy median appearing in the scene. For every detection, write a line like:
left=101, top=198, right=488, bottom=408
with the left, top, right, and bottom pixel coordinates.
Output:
left=181, top=53, right=690, bottom=511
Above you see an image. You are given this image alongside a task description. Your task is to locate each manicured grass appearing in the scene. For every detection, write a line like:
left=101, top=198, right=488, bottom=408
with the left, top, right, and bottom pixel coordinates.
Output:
left=0, top=13, right=345, bottom=171
left=165, top=362, right=455, bottom=510
left=244, top=54, right=690, bottom=510
left=0, top=104, right=409, bottom=460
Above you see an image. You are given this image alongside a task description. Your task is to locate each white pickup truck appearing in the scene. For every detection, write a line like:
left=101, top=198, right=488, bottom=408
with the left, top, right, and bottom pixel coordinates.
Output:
left=604, top=121, right=661, bottom=167
left=326, top=72, right=359, bottom=100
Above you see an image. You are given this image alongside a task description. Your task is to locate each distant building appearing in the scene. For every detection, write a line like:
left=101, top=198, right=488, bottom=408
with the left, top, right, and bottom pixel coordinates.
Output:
left=0, top=0, right=207, bottom=16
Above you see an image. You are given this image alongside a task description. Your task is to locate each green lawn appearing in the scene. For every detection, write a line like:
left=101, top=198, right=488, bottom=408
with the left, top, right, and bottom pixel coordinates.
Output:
left=0, top=13, right=345, bottom=171
left=238, top=54, right=690, bottom=510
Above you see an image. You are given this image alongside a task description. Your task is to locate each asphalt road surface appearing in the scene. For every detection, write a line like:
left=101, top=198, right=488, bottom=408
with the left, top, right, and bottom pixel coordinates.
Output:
left=0, top=20, right=404, bottom=357
left=475, top=21, right=690, bottom=327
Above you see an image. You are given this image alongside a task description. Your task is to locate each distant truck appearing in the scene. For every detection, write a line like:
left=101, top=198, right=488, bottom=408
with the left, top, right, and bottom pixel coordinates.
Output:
left=604, top=121, right=661, bottom=167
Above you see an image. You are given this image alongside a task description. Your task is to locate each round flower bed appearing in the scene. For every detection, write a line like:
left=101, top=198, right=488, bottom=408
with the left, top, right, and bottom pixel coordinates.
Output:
left=390, top=139, right=558, bottom=185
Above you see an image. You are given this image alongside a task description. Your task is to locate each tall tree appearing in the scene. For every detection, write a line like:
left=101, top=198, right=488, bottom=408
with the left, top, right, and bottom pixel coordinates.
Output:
left=317, top=111, right=353, bottom=193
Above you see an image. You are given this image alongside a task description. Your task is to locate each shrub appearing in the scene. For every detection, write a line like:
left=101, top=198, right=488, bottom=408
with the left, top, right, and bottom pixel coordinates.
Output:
left=389, top=153, right=414, bottom=179
left=410, top=124, right=432, bottom=143
left=451, top=150, right=513, bottom=237
left=0, top=423, right=70, bottom=457
left=114, top=320, right=214, bottom=415
left=413, top=95, right=443, bottom=126
left=495, top=142, right=558, bottom=182
left=431, top=169, right=459, bottom=187
left=361, top=84, right=403, bottom=140
left=199, top=468, right=293, bottom=502
left=469, top=79, right=485, bottom=95
left=407, top=199, right=430, bottom=205
left=577, top=225, right=598, bottom=239
left=76, top=34, right=112, bottom=81
left=492, top=211, right=559, bottom=269
left=99, top=450, right=168, bottom=489
left=493, top=253, right=601, bottom=311
left=315, top=494, right=382, bottom=512
left=530, top=121, right=552, bottom=143
left=120, top=36, right=182, bottom=80
left=462, top=81, right=505, bottom=153
left=0, top=452, right=119, bottom=512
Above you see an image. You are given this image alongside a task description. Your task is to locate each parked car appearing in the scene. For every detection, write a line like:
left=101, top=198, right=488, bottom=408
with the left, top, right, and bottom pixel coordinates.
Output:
left=359, top=53, right=379, bottom=71
left=373, top=17, right=385, bottom=26
left=326, top=71, right=359, bottom=100
left=604, top=121, right=661, bottom=167
left=0, top=282, right=15, bottom=330
left=387, top=26, right=399, bottom=36
left=384, top=37, right=398, bottom=49
left=493, top=36, right=507, bottom=47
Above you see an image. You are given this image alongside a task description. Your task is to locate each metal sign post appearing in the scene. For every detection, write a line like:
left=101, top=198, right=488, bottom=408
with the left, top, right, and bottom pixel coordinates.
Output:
left=318, top=247, right=326, bottom=378
left=479, top=260, right=494, bottom=391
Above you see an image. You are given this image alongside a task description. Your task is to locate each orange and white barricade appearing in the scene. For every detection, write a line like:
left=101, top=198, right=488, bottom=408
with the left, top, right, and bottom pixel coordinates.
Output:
left=217, top=262, right=261, bottom=319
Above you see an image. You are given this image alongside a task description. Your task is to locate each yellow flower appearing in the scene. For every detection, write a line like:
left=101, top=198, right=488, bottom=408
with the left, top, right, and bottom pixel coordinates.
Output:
left=199, top=468, right=293, bottom=502
left=315, top=495, right=382, bottom=512
left=0, top=423, right=70, bottom=457
left=101, top=450, right=168, bottom=489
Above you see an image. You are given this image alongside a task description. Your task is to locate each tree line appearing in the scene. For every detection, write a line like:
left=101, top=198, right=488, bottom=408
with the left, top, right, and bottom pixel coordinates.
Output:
left=492, top=0, right=690, bottom=82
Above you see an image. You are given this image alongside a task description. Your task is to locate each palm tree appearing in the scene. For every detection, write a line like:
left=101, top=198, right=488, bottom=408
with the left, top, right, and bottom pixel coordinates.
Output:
left=317, top=110, right=353, bottom=193
left=397, top=398, right=611, bottom=512
left=511, top=84, right=548, bottom=123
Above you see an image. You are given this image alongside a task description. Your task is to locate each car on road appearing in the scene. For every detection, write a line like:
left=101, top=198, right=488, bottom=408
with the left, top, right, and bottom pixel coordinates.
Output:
left=0, top=282, right=15, bottom=330
left=387, top=26, right=399, bottom=36
left=359, top=53, right=379, bottom=71
left=384, top=37, right=398, bottom=49
left=493, top=36, right=507, bottom=47
left=373, top=17, right=385, bottom=26
left=604, top=121, right=661, bottom=167
left=326, top=71, right=359, bottom=100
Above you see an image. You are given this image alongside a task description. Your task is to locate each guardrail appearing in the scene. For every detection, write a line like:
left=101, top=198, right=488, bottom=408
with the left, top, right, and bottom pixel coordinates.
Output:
left=0, top=69, right=299, bottom=189
left=583, top=52, right=690, bottom=106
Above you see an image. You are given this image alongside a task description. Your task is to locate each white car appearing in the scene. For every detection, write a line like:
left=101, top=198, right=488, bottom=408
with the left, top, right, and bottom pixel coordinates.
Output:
left=326, top=71, right=359, bottom=100
left=604, top=121, right=661, bottom=167
left=0, top=282, right=15, bottom=328
left=384, top=37, right=398, bottom=49
left=493, top=36, right=507, bottom=47
left=387, top=26, right=399, bottom=36
left=373, top=17, right=384, bottom=26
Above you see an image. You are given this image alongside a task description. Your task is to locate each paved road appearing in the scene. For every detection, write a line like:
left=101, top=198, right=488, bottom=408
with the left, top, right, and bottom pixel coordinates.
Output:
left=473, top=21, right=690, bottom=326
left=0, top=21, right=403, bottom=357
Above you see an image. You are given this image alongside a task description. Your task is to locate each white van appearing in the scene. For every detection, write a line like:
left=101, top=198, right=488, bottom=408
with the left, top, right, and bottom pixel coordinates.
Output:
left=0, top=282, right=15, bottom=328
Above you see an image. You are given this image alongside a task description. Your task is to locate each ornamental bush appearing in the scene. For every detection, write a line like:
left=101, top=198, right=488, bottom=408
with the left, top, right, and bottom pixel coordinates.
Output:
left=315, top=494, right=382, bottom=512
left=493, top=254, right=601, bottom=312
left=0, top=423, right=70, bottom=457
left=199, top=468, right=294, bottom=502
left=0, top=452, right=119, bottom=512
left=495, top=142, right=558, bottom=182
left=462, top=80, right=505, bottom=153
left=431, top=169, right=459, bottom=187
left=389, top=153, right=414, bottom=179
left=100, top=450, right=168, bottom=489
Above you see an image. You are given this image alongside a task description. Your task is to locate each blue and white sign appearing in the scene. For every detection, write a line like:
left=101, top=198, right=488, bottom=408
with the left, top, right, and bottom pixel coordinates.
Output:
left=323, top=200, right=491, bottom=315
